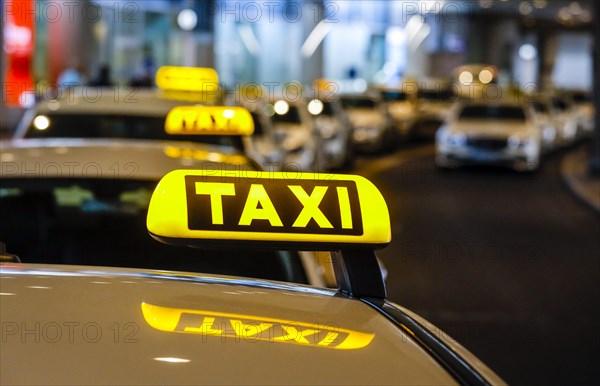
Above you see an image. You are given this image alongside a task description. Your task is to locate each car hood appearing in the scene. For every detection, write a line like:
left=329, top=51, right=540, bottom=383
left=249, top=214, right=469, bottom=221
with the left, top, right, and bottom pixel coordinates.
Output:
left=448, top=119, right=534, bottom=138
left=0, top=264, right=456, bottom=385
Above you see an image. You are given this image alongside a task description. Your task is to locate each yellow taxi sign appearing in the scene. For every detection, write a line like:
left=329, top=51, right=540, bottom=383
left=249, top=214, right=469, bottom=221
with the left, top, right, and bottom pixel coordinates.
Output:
left=142, top=303, right=375, bottom=350
left=165, top=106, right=254, bottom=136
left=146, top=170, right=391, bottom=250
left=156, top=66, right=219, bottom=92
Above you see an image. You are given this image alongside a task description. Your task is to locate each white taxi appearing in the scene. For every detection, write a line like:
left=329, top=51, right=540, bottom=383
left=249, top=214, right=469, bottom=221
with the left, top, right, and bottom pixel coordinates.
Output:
left=436, top=101, right=542, bottom=171
left=1, top=169, right=505, bottom=385
left=340, top=94, right=396, bottom=153
left=14, top=67, right=283, bottom=170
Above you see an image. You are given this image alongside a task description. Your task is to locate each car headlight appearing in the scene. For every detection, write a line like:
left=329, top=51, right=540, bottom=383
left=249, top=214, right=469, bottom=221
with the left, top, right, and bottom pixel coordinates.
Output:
left=508, top=135, right=531, bottom=149
left=542, top=126, right=556, bottom=143
left=353, top=126, right=380, bottom=142
left=445, top=132, right=467, bottom=146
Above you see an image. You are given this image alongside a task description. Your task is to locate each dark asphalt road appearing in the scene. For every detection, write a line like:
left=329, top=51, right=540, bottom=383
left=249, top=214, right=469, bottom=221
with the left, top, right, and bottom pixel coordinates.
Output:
left=353, top=143, right=600, bottom=386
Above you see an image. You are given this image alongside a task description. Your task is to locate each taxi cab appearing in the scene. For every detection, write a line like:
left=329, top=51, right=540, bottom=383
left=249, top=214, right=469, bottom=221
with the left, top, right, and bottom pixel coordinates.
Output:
left=436, top=101, right=542, bottom=171
left=0, top=106, right=326, bottom=286
left=266, top=97, right=321, bottom=172
left=14, top=66, right=282, bottom=170
left=0, top=168, right=505, bottom=385
left=340, top=93, right=396, bottom=153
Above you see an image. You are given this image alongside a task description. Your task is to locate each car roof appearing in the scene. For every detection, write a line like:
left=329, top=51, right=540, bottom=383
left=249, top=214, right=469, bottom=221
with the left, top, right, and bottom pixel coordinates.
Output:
left=0, top=263, right=457, bottom=385
left=0, top=138, right=254, bottom=180
left=34, top=89, right=202, bottom=117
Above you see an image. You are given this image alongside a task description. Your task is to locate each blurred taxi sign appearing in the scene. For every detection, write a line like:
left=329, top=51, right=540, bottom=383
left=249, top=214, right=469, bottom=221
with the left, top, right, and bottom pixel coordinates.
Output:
left=165, top=106, right=254, bottom=136
left=142, top=303, right=375, bottom=350
left=156, top=66, right=219, bottom=92
left=147, top=170, right=391, bottom=250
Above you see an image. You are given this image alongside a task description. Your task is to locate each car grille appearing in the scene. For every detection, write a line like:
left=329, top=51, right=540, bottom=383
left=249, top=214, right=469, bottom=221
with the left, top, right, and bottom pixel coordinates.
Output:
left=467, top=137, right=507, bottom=151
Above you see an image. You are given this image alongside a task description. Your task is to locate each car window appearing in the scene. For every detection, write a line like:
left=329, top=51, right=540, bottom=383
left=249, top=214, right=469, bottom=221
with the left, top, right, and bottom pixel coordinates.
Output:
left=26, top=113, right=245, bottom=151
left=551, top=98, right=568, bottom=111
left=340, top=98, right=376, bottom=109
left=459, top=105, right=526, bottom=121
left=271, top=105, right=302, bottom=124
left=530, top=102, right=548, bottom=113
left=0, top=179, right=307, bottom=284
left=320, top=101, right=336, bottom=116
left=418, top=90, right=454, bottom=102
left=250, top=112, right=265, bottom=136
left=382, top=91, right=408, bottom=102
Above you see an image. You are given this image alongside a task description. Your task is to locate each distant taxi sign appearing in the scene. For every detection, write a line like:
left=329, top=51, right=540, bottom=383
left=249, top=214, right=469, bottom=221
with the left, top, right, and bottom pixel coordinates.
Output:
left=147, top=170, right=391, bottom=250
left=165, top=106, right=254, bottom=136
left=156, top=66, right=219, bottom=92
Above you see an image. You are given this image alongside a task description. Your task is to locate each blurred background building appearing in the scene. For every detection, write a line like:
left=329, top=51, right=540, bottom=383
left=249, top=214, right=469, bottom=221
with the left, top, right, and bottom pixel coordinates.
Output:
left=1, top=0, right=595, bottom=131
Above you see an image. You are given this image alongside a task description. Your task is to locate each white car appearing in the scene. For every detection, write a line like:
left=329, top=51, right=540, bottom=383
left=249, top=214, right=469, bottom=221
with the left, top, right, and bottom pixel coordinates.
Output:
left=340, top=94, right=396, bottom=153
left=225, top=93, right=286, bottom=171
left=379, top=88, right=418, bottom=140
left=14, top=88, right=282, bottom=170
left=0, top=169, right=505, bottom=385
left=307, top=97, right=354, bottom=169
left=436, top=102, right=542, bottom=171
left=0, top=138, right=327, bottom=287
left=267, top=98, right=322, bottom=172
left=550, top=95, right=579, bottom=146
left=415, top=84, right=455, bottom=138
left=528, top=99, right=560, bottom=152
left=566, top=90, right=595, bottom=137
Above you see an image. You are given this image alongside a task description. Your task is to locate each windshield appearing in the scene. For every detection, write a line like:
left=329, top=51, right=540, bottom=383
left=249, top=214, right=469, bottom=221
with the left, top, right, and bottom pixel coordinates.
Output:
left=250, top=112, right=265, bottom=136
left=530, top=102, right=549, bottom=113
left=25, top=113, right=245, bottom=151
left=320, top=101, right=336, bottom=116
left=271, top=105, right=302, bottom=124
left=382, top=91, right=408, bottom=102
left=418, top=89, right=454, bottom=102
left=0, top=179, right=307, bottom=284
left=340, top=98, right=376, bottom=109
left=459, top=105, right=526, bottom=120
left=552, top=98, right=569, bottom=111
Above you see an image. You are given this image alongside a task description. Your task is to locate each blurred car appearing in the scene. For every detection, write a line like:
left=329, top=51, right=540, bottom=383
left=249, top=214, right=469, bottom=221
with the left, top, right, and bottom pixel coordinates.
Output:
left=0, top=169, right=505, bottom=385
left=225, top=91, right=286, bottom=171
left=550, top=95, right=579, bottom=146
left=15, top=89, right=284, bottom=170
left=0, top=138, right=326, bottom=286
left=266, top=98, right=322, bottom=172
left=378, top=87, right=418, bottom=140
left=564, top=90, right=595, bottom=137
left=436, top=101, right=542, bottom=171
left=340, top=94, right=396, bottom=153
left=306, top=97, right=354, bottom=169
left=414, top=80, right=456, bottom=139
left=528, top=98, right=560, bottom=152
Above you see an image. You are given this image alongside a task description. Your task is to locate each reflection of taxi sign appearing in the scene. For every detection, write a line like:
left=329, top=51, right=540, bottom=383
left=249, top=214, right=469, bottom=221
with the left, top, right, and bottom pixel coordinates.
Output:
left=147, top=170, right=391, bottom=250
left=156, top=66, right=219, bottom=92
left=165, top=106, right=254, bottom=136
left=141, top=303, right=375, bottom=350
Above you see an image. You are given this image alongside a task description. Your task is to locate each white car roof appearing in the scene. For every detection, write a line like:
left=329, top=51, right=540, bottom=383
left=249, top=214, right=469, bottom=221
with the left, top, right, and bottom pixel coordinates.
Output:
left=0, top=138, right=255, bottom=180
left=34, top=88, right=202, bottom=117
left=0, top=263, right=457, bottom=385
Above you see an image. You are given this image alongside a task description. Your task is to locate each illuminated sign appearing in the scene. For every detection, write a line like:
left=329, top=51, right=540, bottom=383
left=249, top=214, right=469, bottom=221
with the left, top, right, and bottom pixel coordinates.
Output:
left=142, top=303, right=375, bottom=350
left=156, top=66, right=219, bottom=93
left=146, top=170, right=391, bottom=250
left=165, top=106, right=254, bottom=136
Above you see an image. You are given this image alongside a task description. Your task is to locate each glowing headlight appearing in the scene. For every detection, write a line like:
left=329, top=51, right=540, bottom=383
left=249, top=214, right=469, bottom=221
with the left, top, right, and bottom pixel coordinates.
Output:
left=308, top=99, right=324, bottom=115
left=33, top=115, right=50, bottom=131
left=445, top=132, right=467, bottom=146
left=508, top=135, right=530, bottom=149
